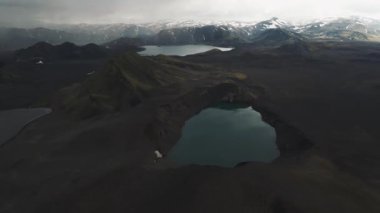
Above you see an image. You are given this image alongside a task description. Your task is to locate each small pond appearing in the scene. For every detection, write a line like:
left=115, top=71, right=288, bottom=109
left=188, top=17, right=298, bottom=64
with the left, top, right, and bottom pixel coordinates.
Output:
left=168, top=103, right=279, bottom=167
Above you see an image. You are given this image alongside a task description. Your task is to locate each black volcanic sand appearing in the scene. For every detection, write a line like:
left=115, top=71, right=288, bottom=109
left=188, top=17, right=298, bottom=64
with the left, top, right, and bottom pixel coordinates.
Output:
left=1, top=42, right=380, bottom=212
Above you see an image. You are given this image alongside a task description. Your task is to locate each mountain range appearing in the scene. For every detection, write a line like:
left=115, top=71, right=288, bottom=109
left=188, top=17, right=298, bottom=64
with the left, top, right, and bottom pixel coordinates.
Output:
left=1, top=17, right=380, bottom=50
left=15, top=42, right=108, bottom=61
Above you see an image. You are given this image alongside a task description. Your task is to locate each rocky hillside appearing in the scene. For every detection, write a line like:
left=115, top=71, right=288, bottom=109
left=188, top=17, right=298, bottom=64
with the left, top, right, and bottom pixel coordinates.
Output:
left=252, top=28, right=305, bottom=45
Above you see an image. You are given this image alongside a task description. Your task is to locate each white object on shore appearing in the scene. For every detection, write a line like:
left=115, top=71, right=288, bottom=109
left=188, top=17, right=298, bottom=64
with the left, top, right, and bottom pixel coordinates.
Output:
left=36, top=60, right=44, bottom=65
left=154, top=150, right=163, bottom=159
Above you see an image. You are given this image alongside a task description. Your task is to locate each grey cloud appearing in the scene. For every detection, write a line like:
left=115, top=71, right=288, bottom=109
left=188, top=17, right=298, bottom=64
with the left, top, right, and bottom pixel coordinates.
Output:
left=0, top=0, right=380, bottom=27
left=0, top=1, right=40, bottom=8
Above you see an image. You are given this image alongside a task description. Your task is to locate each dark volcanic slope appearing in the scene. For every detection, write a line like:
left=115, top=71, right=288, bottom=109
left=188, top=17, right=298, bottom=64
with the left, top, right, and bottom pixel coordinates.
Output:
left=0, top=42, right=144, bottom=110
left=1, top=42, right=380, bottom=213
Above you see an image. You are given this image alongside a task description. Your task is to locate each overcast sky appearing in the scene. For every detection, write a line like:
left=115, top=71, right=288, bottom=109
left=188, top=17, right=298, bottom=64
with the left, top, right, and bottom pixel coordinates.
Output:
left=1, top=0, right=380, bottom=27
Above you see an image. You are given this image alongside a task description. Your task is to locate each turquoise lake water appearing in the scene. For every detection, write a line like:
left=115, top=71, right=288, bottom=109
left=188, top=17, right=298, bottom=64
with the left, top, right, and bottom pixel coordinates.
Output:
left=168, top=103, right=279, bottom=167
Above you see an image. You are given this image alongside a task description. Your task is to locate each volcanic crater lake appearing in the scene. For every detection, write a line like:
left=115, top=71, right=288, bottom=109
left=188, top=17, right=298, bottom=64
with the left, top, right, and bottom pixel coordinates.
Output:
left=168, top=103, right=279, bottom=168
left=138, top=45, right=233, bottom=56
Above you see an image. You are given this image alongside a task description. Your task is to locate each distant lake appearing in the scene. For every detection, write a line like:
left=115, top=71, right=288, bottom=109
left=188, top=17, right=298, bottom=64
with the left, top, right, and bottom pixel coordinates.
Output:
left=0, top=108, right=51, bottom=146
left=138, top=45, right=233, bottom=56
left=168, top=103, right=279, bottom=168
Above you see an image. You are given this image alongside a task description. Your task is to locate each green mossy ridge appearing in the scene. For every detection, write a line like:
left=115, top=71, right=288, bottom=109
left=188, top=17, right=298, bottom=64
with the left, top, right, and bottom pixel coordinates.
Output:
left=61, top=53, right=191, bottom=118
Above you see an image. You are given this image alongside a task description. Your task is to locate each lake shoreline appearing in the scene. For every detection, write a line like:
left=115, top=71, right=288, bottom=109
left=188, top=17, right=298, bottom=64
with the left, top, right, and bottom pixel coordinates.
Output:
left=0, top=108, right=52, bottom=146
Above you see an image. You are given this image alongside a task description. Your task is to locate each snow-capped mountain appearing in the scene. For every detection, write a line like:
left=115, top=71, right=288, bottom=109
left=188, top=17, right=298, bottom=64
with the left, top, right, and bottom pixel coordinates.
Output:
left=145, top=17, right=380, bottom=44
left=148, top=17, right=294, bottom=45
left=142, top=20, right=258, bottom=30
left=294, top=17, right=380, bottom=41
left=252, top=17, right=291, bottom=31
left=1, top=17, right=380, bottom=51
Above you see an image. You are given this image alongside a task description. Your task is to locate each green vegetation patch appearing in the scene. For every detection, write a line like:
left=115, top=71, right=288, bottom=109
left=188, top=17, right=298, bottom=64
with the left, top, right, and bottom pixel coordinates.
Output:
left=61, top=53, right=193, bottom=118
